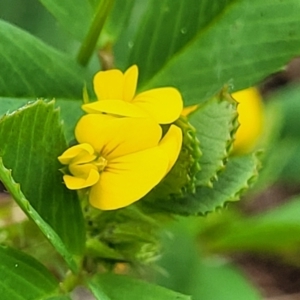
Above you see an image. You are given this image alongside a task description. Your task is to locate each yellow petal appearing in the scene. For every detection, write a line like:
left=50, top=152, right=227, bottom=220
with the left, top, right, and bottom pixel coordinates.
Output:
left=82, top=99, right=148, bottom=118
left=69, top=163, right=97, bottom=177
left=63, top=168, right=99, bottom=190
left=181, top=105, right=199, bottom=117
left=89, top=147, right=170, bottom=210
left=232, top=87, right=264, bottom=153
left=123, top=65, right=138, bottom=102
left=58, top=143, right=96, bottom=165
left=93, top=69, right=124, bottom=100
left=133, top=87, right=183, bottom=124
left=75, top=114, right=162, bottom=159
left=159, top=125, right=182, bottom=173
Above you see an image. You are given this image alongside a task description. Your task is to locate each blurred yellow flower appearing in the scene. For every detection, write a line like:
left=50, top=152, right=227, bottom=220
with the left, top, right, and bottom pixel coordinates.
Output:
left=232, top=87, right=264, bottom=154
left=58, top=115, right=182, bottom=210
left=82, top=65, right=183, bottom=124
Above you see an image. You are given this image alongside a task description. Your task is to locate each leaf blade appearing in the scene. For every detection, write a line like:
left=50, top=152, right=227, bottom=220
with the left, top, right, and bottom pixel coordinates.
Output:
left=0, top=245, right=59, bottom=300
left=127, top=0, right=300, bottom=105
left=0, top=20, right=89, bottom=98
left=87, top=273, right=191, bottom=300
left=0, top=101, right=86, bottom=271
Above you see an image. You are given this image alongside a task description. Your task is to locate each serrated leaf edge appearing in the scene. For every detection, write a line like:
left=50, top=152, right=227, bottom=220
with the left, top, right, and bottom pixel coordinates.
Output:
left=0, top=157, right=78, bottom=273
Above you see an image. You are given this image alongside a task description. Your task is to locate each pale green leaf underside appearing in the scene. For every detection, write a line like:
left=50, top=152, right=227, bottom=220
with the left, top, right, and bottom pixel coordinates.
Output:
left=127, top=0, right=300, bottom=105
left=87, top=273, right=191, bottom=300
left=190, top=92, right=238, bottom=187
left=0, top=101, right=85, bottom=271
left=0, top=245, right=58, bottom=300
left=0, top=20, right=89, bottom=98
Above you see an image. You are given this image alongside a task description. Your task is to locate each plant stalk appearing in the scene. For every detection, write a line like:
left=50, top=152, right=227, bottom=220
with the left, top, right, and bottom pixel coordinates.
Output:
left=77, top=0, right=115, bottom=67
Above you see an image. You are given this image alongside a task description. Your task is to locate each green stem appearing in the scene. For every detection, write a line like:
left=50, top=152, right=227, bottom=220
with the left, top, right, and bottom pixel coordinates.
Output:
left=77, top=0, right=115, bottom=67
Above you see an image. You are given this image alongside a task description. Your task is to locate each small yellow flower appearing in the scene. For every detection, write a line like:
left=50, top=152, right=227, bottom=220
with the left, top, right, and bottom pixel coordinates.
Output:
left=58, top=115, right=182, bottom=210
left=82, top=65, right=183, bottom=124
left=232, top=87, right=264, bottom=153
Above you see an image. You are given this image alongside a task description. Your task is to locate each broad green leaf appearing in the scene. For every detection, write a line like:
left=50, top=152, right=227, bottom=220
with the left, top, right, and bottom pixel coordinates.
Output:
left=0, top=97, right=83, bottom=142
left=190, top=91, right=238, bottom=187
left=156, top=219, right=262, bottom=300
left=253, top=85, right=300, bottom=188
left=202, top=196, right=300, bottom=261
left=38, top=0, right=93, bottom=41
left=126, top=0, right=300, bottom=105
left=38, top=0, right=137, bottom=42
left=45, top=296, right=71, bottom=300
left=157, top=153, right=260, bottom=215
left=268, top=84, right=300, bottom=139
left=0, top=159, right=77, bottom=272
left=0, top=20, right=89, bottom=98
left=0, top=245, right=58, bottom=300
left=87, top=273, right=191, bottom=300
left=0, top=101, right=85, bottom=271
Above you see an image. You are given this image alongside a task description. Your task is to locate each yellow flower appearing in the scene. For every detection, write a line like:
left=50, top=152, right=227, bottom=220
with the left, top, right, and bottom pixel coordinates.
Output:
left=82, top=65, right=183, bottom=124
left=232, top=87, right=264, bottom=154
left=58, top=115, right=182, bottom=210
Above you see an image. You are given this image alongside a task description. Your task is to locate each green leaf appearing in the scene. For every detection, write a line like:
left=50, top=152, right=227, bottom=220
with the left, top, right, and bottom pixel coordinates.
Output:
left=104, top=0, right=137, bottom=41
left=201, top=196, right=300, bottom=262
left=126, top=0, right=300, bottom=105
left=45, top=296, right=71, bottom=300
left=0, top=158, right=77, bottom=272
left=87, top=273, right=191, bottom=300
left=0, top=101, right=85, bottom=271
left=161, top=153, right=260, bottom=215
left=190, top=91, right=238, bottom=187
left=268, top=84, right=300, bottom=139
left=0, top=20, right=89, bottom=98
left=0, top=97, right=83, bottom=142
left=39, top=0, right=137, bottom=42
left=0, top=245, right=58, bottom=300
left=38, top=0, right=93, bottom=41
left=156, top=219, right=262, bottom=300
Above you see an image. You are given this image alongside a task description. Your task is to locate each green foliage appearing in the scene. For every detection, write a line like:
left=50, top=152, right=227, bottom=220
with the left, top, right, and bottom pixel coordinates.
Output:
left=87, top=273, right=191, bottom=300
left=1, top=0, right=300, bottom=299
left=38, top=0, right=136, bottom=43
left=0, top=158, right=78, bottom=272
left=0, top=97, right=83, bottom=142
left=155, top=219, right=262, bottom=300
left=201, top=196, right=300, bottom=261
left=0, top=245, right=59, bottom=300
left=126, top=0, right=300, bottom=105
left=38, top=0, right=93, bottom=41
left=0, top=20, right=89, bottom=98
left=150, top=152, right=260, bottom=215
left=191, top=91, right=238, bottom=187
left=0, top=101, right=85, bottom=270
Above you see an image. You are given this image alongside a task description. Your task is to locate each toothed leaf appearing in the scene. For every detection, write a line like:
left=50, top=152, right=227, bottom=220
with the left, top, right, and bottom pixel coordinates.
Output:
left=0, top=101, right=85, bottom=271
left=190, top=91, right=238, bottom=187
left=156, top=153, right=261, bottom=215
left=0, top=97, right=83, bottom=142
